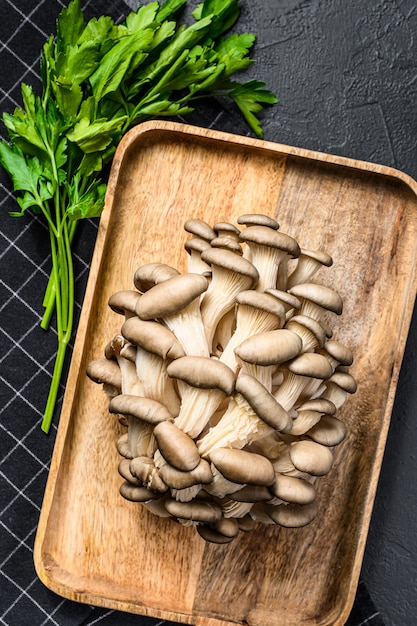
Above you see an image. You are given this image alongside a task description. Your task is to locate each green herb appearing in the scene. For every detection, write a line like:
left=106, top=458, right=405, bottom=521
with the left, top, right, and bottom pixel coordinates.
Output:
left=0, top=0, right=277, bottom=434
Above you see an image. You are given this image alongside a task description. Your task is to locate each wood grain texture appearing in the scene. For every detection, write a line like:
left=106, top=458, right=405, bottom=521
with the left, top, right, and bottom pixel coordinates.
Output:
left=33, top=121, right=417, bottom=626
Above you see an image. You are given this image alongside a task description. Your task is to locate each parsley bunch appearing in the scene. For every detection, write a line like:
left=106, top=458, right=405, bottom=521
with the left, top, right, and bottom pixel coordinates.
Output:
left=0, top=0, right=277, bottom=433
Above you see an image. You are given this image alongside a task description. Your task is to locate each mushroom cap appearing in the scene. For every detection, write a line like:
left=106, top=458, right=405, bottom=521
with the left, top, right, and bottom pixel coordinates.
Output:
left=129, top=456, right=155, bottom=484
left=236, top=290, right=286, bottom=321
left=239, top=225, right=300, bottom=258
left=135, top=273, right=209, bottom=319
left=287, top=351, right=334, bottom=380
left=297, top=397, right=336, bottom=415
left=164, top=498, right=222, bottom=523
left=307, top=414, right=347, bottom=447
left=184, top=237, right=212, bottom=255
left=121, top=316, right=185, bottom=360
left=167, top=356, right=235, bottom=395
left=210, top=447, right=275, bottom=486
left=184, top=218, right=216, bottom=242
left=109, top=394, right=174, bottom=424
left=234, top=329, right=303, bottom=366
left=237, top=213, right=279, bottom=230
left=285, top=314, right=327, bottom=348
left=86, top=357, right=122, bottom=389
left=297, top=247, right=333, bottom=267
left=133, top=262, right=180, bottom=293
left=229, top=484, right=273, bottom=503
left=200, top=247, right=259, bottom=286
left=327, top=370, right=357, bottom=393
left=288, top=282, right=343, bottom=315
left=210, top=236, right=243, bottom=254
left=118, top=458, right=143, bottom=486
left=270, top=474, right=317, bottom=505
left=235, top=372, right=292, bottom=432
left=119, top=481, right=162, bottom=502
left=159, top=458, right=213, bottom=489
left=213, top=221, right=241, bottom=238
left=323, top=340, right=354, bottom=366
left=289, top=440, right=334, bottom=476
left=267, top=501, right=318, bottom=528
left=153, top=421, right=201, bottom=471
left=197, top=524, right=235, bottom=544
left=265, top=288, right=302, bottom=312
left=212, top=516, right=240, bottom=538
left=108, top=290, right=141, bottom=316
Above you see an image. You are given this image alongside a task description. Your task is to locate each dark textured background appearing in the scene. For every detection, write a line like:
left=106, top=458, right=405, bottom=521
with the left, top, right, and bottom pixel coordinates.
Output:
left=1, top=1, right=416, bottom=625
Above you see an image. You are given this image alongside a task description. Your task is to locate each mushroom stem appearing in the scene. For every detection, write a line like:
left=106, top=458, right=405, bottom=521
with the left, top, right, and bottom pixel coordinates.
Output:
left=197, top=393, right=272, bottom=457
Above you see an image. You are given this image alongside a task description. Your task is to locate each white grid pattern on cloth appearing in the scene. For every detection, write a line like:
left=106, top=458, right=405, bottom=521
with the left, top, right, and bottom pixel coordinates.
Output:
left=0, top=0, right=384, bottom=625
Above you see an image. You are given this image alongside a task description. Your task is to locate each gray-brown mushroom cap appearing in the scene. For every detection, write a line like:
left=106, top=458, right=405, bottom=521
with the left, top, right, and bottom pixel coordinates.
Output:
left=289, top=440, right=334, bottom=476
left=184, top=218, right=216, bottom=242
left=327, top=370, right=358, bottom=394
left=287, top=351, right=334, bottom=380
left=235, top=290, right=286, bottom=322
left=153, top=421, right=201, bottom=471
left=133, top=262, right=180, bottom=293
left=109, top=394, right=174, bottom=424
left=213, top=221, right=241, bottom=240
left=210, top=447, right=275, bottom=486
left=265, top=288, right=302, bottom=312
left=164, top=498, right=222, bottom=523
left=307, top=415, right=347, bottom=447
left=210, top=236, right=243, bottom=254
left=288, top=282, right=343, bottom=315
left=159, top=458, right=213, bottom=489
left=267, top=501, right=318, bottom=527
left=235, top=372, right=292, bottom=432
left=239, top=225, right=300, bottom=258
left=200, top=247, right=259, bottom=286
left=323, top=340, right=354, bottom=367
left=285, top=314, right=327, bottom=349
left=167, top=355, right=235, bottom=396
left=108, top=290, right=141, bottom=316
left=234, top=328, right=303, bottom=366
left=86, top=357, right=122, bottom=389
left=297, top=397, right=336, bottom=415
left=270, top=474, right=317, bottom=505
left=135, top=272, right=209, bottom=320
left=121, top=316, right=185, bottom=360
left=237, top=214, right=280, bottom=230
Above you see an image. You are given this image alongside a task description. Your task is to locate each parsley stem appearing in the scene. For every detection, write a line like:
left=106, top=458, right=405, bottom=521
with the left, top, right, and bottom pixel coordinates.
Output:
left=41, top=220, right=78, bottom=330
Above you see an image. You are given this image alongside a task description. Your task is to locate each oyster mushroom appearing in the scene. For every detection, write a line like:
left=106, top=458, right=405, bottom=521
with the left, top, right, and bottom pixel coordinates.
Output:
left=239, top=225, right=300, bottom=291
left=184, top=218, right=216, bottom=242
left=108, top=290, right=141, bottom=319
left=237, top=213, right=279, bottom=230
left=133, top=262, right=180, bottom=293
left=273, top=351, right=334, bottom=413
left=288, top=282, right=343, bottom=322
left=199, top=247, right=259, bottom=351
left=167, top=355, right=235, bottom=439
left=218, top=290, right=286, bottom=372
left=135, top=272, right=210, bottom=357
left=213, top=221, right=241, bottom=241
left=197, top=372, right=291, bottom=457
left=184, top=237, right=212, bottom=275
left=121, top=316, right=183, bottom=415
left=86, top=357, right=122, bottom=398
left=266, top=501, right=319, bottom=528
left=287, top=248, right=333, bottom=288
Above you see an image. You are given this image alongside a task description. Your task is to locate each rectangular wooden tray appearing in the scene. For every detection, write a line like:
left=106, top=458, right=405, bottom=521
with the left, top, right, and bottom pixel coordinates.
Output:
left=34, top=120, right=417, bottom=626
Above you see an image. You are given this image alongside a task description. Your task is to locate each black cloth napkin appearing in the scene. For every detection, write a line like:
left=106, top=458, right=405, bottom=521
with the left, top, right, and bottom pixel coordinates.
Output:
left=0, top=0, right=384, bottom=624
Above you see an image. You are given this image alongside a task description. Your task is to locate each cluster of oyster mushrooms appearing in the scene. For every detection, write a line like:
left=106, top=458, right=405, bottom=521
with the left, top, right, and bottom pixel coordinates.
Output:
left=87, top=213, right=357, bottom=544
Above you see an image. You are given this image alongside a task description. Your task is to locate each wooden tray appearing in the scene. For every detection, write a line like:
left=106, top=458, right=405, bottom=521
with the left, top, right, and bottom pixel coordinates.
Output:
left=34, top=120, right=417, bottom=626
